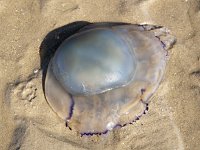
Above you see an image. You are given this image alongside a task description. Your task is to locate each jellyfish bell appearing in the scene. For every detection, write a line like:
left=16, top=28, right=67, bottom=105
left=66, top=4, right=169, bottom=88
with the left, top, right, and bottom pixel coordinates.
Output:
left=44, top=23, right=175, bottom=135
left=51, top=28, right=137, bottom=96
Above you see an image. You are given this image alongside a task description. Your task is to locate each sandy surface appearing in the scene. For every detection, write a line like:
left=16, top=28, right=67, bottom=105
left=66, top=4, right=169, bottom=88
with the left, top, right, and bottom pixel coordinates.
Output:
left=0, top=0, right=200, bottom=150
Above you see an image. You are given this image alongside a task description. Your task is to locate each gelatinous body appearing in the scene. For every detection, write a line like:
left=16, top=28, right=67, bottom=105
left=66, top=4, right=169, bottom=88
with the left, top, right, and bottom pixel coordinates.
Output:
left=52, top=28, right=137, bottom=95
left=44, top=23, right=175, bottom=135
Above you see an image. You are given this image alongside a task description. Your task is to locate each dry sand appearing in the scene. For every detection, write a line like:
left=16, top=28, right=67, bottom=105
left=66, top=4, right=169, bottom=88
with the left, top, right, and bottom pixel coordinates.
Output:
left=0, top=0, right=200, bottom=150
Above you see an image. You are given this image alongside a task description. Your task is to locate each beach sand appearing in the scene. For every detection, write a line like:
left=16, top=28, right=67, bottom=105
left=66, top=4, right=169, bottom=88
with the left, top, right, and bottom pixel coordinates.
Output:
left=0, top=0, right=200, bottom=149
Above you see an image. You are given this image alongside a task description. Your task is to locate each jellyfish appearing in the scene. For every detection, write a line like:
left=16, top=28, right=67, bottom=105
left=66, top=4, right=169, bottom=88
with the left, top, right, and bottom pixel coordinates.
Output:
left=44, top=23, right=176, bottom=135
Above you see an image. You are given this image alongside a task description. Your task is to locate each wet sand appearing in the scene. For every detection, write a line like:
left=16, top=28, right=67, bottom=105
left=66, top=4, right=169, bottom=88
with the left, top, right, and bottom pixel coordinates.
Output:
left=0, top=0, right=200, bottom=150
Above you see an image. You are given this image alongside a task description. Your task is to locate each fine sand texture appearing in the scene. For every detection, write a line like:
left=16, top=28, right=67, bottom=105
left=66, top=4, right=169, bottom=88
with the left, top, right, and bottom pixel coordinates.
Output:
left=0, top=0, right=200, bottom=150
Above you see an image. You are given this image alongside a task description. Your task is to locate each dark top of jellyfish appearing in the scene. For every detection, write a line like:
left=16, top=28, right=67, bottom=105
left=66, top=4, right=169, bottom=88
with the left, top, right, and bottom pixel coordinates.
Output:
left=51, top=28, right=137, bottom=96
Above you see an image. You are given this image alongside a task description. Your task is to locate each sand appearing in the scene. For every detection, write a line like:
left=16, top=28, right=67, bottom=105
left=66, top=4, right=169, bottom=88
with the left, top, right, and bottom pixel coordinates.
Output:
left=0, top=0, right=200, bottom=150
